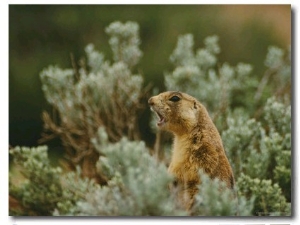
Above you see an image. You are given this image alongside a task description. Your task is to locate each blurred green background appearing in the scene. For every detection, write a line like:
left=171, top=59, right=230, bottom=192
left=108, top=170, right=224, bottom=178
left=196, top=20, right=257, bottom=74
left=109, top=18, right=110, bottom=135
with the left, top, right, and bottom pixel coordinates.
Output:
left=9, top=5, right=291, bottom=148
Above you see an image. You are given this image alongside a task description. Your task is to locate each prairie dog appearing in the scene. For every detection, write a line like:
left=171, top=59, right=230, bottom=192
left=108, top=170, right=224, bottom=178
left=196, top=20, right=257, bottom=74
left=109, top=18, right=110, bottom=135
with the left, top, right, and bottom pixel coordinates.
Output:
left=148, top=91, right=234, bottom=209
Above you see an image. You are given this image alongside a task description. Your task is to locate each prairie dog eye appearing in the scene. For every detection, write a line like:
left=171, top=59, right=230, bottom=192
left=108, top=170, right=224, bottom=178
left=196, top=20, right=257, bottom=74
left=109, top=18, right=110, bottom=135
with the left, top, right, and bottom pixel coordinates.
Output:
left=169, top=95, right=181, bottom=102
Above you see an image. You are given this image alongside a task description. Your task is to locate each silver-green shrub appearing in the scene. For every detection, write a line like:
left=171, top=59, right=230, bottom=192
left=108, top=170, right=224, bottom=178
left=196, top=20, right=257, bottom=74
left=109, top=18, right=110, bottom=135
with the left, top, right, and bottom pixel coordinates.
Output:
left=237, top=174, right=290, bottom=216
left=9, top=146, right=106, bottom=216
left=39, top=21, right=147, bottom=183
left=165, top=34, right=254, bottom=127
left=9, top=146, right=63, bottom=215
left=221, top=100, right=291, bottom=216
left=10, top=129, right=249, bottom=216
left=61, top=127, right=186, bottom=216
left=191, top=171, right=253, bottom=216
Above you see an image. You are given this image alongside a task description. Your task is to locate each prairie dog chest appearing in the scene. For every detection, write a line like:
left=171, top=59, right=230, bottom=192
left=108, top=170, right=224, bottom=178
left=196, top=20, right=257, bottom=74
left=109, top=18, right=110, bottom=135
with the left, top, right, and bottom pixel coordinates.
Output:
left=168, top=136, right=190, bottom=173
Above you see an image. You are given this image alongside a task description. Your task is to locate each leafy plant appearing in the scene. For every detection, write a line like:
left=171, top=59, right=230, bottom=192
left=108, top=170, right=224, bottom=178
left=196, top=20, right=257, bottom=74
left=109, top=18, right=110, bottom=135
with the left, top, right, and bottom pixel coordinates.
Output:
left=39, top=21, right=148, bottom=184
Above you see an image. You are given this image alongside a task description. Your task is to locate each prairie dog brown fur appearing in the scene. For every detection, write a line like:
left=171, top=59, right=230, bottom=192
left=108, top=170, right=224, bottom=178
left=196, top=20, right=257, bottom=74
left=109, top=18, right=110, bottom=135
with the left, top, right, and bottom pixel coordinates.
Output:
left=148, top=91, right=234, bottom=210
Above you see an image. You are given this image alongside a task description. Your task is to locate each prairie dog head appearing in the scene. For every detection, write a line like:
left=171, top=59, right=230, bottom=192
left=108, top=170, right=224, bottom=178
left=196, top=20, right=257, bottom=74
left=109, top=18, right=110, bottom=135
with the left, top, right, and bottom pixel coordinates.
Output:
left=148, top=91, right=201, bottom=134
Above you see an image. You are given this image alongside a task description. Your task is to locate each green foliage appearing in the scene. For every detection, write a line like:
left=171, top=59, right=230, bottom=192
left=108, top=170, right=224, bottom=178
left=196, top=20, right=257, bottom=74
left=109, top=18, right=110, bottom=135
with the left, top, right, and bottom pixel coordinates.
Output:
left=221, top=100, right=291, bottom=215
left=9, top=146, right=101, bottom=216
left=60, top=127, right=186, bottom=216
left=54, top=169, right=99, bottom=216
left=9, top=146, right=64, bottom=215
left=191, top=171, right=253, bottom=216
left=105, top=21, right=142, bottom=68
left=38, top=21, right=148, bottom=183
left=9, top=21, right=291, bottom=216
left=237, top=174, right=290, bottom=216
left=10, top=129, right=247, bottom=216
left=220, top=97, right=291, bottom=217
left=165, top=34, right=255, bottom=125
left=40, top=21, right=145, bottom=142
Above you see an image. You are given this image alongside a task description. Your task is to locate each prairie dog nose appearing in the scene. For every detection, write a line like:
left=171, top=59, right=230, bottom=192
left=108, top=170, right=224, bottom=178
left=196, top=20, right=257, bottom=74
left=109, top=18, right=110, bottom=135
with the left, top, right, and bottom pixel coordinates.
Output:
left=148, top=97, right=155, bottom=106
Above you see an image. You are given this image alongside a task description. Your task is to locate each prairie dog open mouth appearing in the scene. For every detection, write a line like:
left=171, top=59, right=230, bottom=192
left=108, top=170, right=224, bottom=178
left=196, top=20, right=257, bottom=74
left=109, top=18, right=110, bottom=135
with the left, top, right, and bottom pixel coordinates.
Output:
left=151, top=107, right=166, bottom=126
